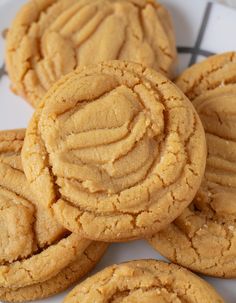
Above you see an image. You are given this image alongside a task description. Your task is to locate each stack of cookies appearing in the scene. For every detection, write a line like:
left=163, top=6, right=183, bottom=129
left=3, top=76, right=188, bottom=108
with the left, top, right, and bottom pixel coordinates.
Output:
left=0, top=0, right=234, bottom=302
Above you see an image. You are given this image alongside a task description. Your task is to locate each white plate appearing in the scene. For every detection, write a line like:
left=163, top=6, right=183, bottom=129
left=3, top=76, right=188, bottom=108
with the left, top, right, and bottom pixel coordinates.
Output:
left=0, top=0, right=236, bottom=302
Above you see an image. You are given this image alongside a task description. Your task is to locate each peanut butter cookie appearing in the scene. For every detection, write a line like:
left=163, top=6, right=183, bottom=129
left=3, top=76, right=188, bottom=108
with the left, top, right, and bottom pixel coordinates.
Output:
left=22, top=61, right=206, bottom=242
left=63, top=260, right=225, bottom=303
left=149, top=52, right=236, bottom=278
left=0, top=129, right=107, bottom=302
left=6, top=0, right=177, bottom=107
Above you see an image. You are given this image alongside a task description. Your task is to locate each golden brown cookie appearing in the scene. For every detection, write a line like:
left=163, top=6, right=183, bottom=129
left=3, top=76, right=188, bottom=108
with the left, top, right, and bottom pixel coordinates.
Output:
left=6, top=0, right=177, bottom=107
left=63, top=260, right=225, bottom=303
left=22, top=61, right=206, bottom=242
left=149, top=52, right=236, bottom=278
left=0, top=129, right=107, bottom=302
left=0, top=242, right=107, bottom=303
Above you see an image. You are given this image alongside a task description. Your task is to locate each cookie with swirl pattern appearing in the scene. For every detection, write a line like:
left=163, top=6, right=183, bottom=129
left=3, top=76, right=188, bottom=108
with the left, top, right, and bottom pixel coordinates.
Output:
left=63, top=260, right=225, bottom=303
left=6, top=0, right=177, bottom=107
left=22, top=61, right=206, bottom=242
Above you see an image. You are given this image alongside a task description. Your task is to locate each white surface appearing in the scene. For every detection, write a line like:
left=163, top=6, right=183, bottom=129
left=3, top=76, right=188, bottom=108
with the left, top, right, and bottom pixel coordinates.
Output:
left=201, top=3, right=236, bottom=53
left=0, top=0, right=236, bottom=302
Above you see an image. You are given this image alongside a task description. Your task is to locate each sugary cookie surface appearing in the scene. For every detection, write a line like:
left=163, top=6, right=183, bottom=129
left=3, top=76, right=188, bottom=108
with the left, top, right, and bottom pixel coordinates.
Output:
left=22, top=61, right=206, bottom=241
left=150, top=52, right=236, bottom=278
left=63, top=260, right=224, bottom=303
left=6, top=0, right=176, bottom=107
left=0, top=129, right=107, bottom=302
left=0, top=129, right=64, bottom=264
left=0, top=241, right=107, bottom=303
